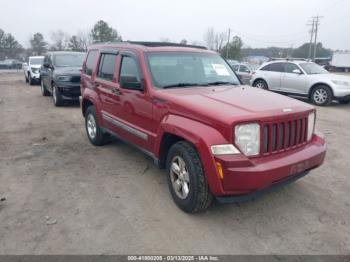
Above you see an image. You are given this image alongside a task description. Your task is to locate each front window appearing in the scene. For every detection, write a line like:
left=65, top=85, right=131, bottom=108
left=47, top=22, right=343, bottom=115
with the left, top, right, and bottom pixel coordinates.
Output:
left=299, top=62, right=329, bottom=75
left=53, top=53, right=85, bottom=67
left=29, top=57, right=44, bottom=65
left=146, top=52, right=240, bottom=89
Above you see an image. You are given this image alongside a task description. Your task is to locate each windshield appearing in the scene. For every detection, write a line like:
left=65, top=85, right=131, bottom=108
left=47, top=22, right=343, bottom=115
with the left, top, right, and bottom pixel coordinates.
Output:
left=146, top=52, right=240, bottom=89
left=53, top=53, right=85, bottom=67
left=299, top=62, right=329, bottom=75
left=29, top=57, right=44, bottom=65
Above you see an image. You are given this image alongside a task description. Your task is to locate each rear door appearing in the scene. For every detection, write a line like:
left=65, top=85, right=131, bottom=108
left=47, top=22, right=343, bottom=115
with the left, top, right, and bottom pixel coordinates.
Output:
left=280, top=63, right=307, bottom=94
left=112, top=52, right=153, bottom=151
left=260, top=63, right=284, bottom=90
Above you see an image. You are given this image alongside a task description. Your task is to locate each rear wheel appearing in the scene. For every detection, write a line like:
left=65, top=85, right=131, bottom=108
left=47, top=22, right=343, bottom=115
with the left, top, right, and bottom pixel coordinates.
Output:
left=253, top=79, right=268, bottom=90
left=41, top=80, right=50, bottom=96
left=166, top=141, right=213, bottom=213
left=85, top=106, right=110, bottom=146
left=311, top=85, right=332, bottom=106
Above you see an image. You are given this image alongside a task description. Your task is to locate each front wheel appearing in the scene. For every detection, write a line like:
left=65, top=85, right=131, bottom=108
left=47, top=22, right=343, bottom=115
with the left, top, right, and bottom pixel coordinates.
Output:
left=311, top=85, right=332, bottom=106
left=253, top=79, right=268, bottom=90
left=85, top=106, right=110, bottom=146
left=41, top=80, right=50, bottom=96
left=52, top=84, right=64, bottom=107
left=28, top=73, right=34, bottom=85
left=166, top=141, right=213, bottom=213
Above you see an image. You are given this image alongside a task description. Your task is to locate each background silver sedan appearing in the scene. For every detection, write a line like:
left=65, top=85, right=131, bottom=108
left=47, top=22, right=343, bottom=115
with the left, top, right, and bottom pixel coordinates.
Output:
left=251, top=60, right=350, bottom=106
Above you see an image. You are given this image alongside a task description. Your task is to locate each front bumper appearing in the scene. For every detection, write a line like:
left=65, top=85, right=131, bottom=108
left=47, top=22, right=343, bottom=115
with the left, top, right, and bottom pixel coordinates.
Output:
left=56, top=82, right=81, bottom=100
left=30, top=72, right=41, bottom=80
left=333, top=86, right=350, bottom=98
left=213, top=134, right=326, bottom=197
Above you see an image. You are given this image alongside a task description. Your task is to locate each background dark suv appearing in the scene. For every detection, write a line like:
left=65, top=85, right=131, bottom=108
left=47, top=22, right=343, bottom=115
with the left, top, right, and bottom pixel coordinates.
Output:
left=40, top=51, right=85, bottom=106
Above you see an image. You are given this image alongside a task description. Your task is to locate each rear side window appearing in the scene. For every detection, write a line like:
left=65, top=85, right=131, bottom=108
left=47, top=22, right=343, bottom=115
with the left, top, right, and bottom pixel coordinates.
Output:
left=97, top=54, right=117, bottom=81
left=261, top=63, right=284, bottom=72
left=231, top=64, right=239, bottom=71
left=85, top=50, right=98, bottom=76
left=239, top=65, right=250, bottom=72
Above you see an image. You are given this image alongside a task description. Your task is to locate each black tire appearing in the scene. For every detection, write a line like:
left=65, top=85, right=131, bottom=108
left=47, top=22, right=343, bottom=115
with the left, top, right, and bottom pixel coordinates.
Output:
left=166, top=141, right=213, bottom=213
left=339, top=99, right=350, bottom=104
left=41, top=80, right=50, bottom=96
left=253, top=79, right=268, bottom=90
left=85, top=106, right=110, bottom=146
left=52, top=84, right=64, bottom=107
left=310, top=85, right=332, bottom=106
left=28, top=73, right=33, bottom=85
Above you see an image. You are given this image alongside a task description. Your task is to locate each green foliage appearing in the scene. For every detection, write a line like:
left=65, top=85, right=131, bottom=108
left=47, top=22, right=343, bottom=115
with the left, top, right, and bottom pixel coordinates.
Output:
left=30, top=33, right=47, bottom=55
left=241, top=43, right=332, bottom=59
left=68, top=35, right=86, bottom=51
left=0, top=28, right=23, bottom=60
left=220, top=36, right=243, bottom=60
left=91, top=20, right=122, bottom=43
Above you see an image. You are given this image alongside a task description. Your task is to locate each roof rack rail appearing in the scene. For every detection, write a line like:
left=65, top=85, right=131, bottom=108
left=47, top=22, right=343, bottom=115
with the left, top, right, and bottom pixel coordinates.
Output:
left=269, top=57, right=310, bottom=61
left=127, top=41, right=207, bottom=50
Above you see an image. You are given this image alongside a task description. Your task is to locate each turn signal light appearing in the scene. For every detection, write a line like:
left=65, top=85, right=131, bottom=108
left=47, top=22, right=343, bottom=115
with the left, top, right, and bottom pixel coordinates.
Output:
left=216, top=162, right=224, bottom=180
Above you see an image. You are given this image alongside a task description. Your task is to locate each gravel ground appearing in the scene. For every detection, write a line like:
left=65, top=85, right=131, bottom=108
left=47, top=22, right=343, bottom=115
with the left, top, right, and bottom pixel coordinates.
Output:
left=0, top=71, right=349, bottom=255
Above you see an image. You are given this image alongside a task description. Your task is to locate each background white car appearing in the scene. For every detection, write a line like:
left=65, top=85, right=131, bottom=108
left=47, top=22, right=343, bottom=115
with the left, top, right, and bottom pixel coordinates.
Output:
left=251, top=60, right=350, bottom=106
left=23, top=56, right=44, bottom=85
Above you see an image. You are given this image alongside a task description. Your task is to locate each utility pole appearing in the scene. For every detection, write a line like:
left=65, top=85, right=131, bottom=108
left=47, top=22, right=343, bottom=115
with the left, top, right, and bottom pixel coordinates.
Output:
left=313, top=15, right=323, bottom=61
left=226, top=28, right=231, bottom=59
left=307, top=17, right=315, bottom=60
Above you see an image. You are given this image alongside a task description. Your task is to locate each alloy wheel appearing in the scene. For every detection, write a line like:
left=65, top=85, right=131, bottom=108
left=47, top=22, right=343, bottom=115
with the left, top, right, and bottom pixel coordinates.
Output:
left=313, top=88, right=328, bottom=104
left=256, top=82, right=266, bottom=89
left=170, top=156, right=190, bottom=199
left=87, top=114, right=97, bottom=139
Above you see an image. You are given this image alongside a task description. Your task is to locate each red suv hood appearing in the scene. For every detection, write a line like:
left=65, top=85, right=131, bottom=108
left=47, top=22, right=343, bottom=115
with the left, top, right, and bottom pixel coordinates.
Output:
left=156, top=86, right=314, bottom=125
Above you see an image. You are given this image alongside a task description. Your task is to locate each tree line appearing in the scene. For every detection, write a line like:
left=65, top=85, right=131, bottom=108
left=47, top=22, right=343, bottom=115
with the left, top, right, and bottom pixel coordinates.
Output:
left=0, top=20, right=122, bottom=60
left=0, top=22, right=333, bottom=61
left=202, top=27, right=332, bottom=60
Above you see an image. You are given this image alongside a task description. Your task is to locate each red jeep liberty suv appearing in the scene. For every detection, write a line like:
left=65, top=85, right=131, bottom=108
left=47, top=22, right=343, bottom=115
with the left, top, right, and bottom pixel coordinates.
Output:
left=80, top=42, right=326, bottom=213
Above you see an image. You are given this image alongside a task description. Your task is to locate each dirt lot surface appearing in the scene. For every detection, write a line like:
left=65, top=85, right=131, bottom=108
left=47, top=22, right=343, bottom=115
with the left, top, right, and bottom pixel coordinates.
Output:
left=0, top=71, right=350, bottom=255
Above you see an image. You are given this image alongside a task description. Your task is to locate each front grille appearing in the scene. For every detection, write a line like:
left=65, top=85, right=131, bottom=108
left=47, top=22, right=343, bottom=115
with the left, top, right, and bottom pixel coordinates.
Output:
left=70, top=76, right=81, bottom=83
left=262, top=116, right=308, bottom=155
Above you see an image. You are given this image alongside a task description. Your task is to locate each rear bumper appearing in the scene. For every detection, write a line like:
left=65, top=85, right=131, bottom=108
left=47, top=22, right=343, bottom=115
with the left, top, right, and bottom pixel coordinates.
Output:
left=213, top=134, right=326, bottom=196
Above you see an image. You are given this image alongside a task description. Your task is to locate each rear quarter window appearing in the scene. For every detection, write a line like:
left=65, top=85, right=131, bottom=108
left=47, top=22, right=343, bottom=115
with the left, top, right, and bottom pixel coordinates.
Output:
left=84, top=50, right=98, bottom=76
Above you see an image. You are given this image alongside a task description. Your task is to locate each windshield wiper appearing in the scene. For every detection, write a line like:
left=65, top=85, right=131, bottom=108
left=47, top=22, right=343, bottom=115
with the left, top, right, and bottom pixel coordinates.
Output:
left=162, top=83, right=208, bottom=89
left=207, top=81, right=239, bottom=86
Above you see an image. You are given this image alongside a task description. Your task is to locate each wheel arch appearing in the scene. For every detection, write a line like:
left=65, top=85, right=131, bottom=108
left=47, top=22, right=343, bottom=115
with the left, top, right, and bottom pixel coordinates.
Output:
left=155, top=114, right=229, bottom=195
left=308, top=82, right=334, bottom=99
left=252, top=78, right=267, bottom=87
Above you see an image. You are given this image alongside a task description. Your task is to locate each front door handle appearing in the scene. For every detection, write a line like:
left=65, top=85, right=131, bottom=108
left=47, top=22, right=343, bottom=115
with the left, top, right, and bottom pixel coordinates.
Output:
left=111, top=88, right=121, bottom=96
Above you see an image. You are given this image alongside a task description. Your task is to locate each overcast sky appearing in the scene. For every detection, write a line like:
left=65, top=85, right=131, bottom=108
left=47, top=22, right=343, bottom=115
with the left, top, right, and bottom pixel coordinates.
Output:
left=1, top=0, right=349, bottom=50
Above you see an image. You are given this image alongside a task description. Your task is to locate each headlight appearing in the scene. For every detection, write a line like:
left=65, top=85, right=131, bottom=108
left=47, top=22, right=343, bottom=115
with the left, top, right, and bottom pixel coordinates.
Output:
left=307, top=112, right=315, bottom=141
left=56, top=75, right=71, bottom=81
left=235, top=123, right=260, bottom=156
left=211, top=144, right=240, bottom=155
left=332, top=80, right=350, bottom=86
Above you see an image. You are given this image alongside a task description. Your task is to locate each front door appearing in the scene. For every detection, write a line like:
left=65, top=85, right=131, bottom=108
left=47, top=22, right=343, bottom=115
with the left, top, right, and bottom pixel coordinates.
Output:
left=280, top=63, right=307, bottom=94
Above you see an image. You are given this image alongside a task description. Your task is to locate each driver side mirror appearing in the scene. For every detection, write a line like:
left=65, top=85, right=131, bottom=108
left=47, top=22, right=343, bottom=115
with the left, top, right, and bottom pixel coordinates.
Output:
left=292, top=69, right=302, bottom=74
left=120, top=76, right=144, bottom=91
left=43, top=61, right=51, bottom=68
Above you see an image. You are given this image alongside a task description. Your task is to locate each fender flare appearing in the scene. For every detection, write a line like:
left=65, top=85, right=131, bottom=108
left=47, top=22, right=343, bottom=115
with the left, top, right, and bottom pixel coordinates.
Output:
left=81, top=89, right=104, bottom=124
left=155, top=114, right=230, bottom=195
